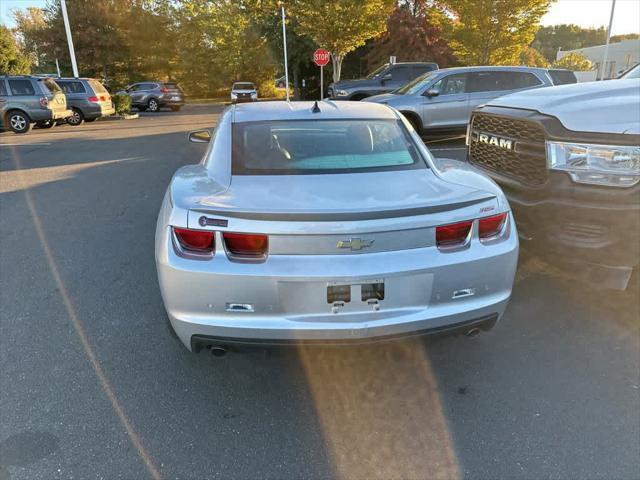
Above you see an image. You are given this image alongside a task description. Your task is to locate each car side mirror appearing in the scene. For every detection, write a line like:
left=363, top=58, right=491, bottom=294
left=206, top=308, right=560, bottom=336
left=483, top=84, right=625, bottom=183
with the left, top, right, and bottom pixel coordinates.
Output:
left=424, top=88, right=440, bottom=97
left=189, top=130, right=211, bottom=143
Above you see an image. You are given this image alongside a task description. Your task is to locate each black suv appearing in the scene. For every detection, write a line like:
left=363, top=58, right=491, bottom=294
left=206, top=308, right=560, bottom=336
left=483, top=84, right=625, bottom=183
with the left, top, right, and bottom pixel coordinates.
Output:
left=327, top=62, right=438, bottom=101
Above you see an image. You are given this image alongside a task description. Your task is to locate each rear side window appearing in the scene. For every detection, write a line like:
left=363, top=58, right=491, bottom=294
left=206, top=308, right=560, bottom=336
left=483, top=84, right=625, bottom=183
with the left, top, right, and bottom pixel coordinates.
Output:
left=467, top=72, right=503, bottom=92
left=232, top=119, right=425, bottom=175
left=500, top=72, right=542, bottom=89
left=390, top=66, right=412, bottom=81
left=88, top=80, right=108, bottom=93
left=8, top=79, right=36, bottom=96
left=141, top=83, right=157, bottom=90
left=0, top=81, right=7, bottom=96
left=547, top=69, right=578, bottom=85
left=58, top=81, right=86, bottom=94
left=163, top=82, right=180, bottom=90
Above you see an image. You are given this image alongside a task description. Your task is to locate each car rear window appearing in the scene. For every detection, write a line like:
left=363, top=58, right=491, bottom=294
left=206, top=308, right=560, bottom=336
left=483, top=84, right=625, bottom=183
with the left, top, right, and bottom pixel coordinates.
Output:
left=8, top=79, right=36, bottom=96
left=232, top=119, right=425, bottom=175
left=163, top=82, right=180, bottom=90
left=89, top=80, right=108, bottom=93
left=58, top=81, right=86, bottom=94
left=547, top=69, right=578, bottom=85
left=233, top=83, right=255, bottom=90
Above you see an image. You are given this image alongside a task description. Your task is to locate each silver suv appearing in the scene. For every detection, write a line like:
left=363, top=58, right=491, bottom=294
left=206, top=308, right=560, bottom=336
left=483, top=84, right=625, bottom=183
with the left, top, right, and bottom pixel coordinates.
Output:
left=55, top=77, right=115, bottom=125
left=118, top=81, right=185, bottom=112
left=364, top=66, right=576, bottom=134
left=0, top=75, right=72, bottom=134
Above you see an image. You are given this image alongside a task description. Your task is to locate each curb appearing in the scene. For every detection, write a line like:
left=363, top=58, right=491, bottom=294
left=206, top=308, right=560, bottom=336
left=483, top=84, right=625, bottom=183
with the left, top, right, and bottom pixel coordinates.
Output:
left=105, top=113, right=139, bottom=120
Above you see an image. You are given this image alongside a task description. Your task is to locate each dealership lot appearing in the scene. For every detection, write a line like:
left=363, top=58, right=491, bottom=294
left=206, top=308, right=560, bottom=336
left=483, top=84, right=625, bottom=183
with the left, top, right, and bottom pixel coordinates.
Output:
left=1, top=104, right=638, bottom=479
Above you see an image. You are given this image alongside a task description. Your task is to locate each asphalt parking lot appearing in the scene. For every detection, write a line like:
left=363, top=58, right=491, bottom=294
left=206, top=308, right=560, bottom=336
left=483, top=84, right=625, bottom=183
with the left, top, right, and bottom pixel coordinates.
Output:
left=1, top=104, right=638, bottom=480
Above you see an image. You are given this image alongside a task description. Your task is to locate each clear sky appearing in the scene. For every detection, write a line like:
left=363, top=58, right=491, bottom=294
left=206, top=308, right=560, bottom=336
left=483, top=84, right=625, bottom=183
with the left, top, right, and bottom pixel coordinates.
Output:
left=1, top=0, right=639, bottom=35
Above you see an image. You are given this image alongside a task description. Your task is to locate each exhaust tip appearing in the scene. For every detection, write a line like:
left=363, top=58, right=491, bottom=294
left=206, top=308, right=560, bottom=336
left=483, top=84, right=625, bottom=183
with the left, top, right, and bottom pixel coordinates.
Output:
left=465, top=327, right=481, bottom=338
left=210, top=346, right=228, bottom=357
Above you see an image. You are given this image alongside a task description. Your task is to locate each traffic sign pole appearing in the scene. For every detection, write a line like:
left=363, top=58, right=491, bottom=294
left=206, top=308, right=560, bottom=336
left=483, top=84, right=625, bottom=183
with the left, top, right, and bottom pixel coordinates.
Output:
left=320, top=65, right=323, bottom=100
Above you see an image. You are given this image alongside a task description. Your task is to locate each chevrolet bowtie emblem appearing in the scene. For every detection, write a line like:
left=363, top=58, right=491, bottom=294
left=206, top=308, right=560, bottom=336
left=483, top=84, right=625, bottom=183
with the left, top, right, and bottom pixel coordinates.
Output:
left=336, top=238, right=375, bottom=251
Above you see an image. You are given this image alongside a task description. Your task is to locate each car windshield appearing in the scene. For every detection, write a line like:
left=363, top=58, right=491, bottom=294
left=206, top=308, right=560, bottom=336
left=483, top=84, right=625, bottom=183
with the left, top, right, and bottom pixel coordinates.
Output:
left=233, top=83, right=254, bottom=90
left=232, top=119, right=425, bottom=175
left=366, top=64, right=389, bottom=79
left=394, top=71, right=439, bottom=95
left=620, top=64, right=640, bottom=79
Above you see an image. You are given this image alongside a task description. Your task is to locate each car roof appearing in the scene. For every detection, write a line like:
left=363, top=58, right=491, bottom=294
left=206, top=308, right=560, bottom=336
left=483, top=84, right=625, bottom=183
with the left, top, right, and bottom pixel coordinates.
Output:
left=389, top=62, right=438, bottom=65
left=433, top=65, right=550, bottom=74
left=232, top=100, right=399, bottom=123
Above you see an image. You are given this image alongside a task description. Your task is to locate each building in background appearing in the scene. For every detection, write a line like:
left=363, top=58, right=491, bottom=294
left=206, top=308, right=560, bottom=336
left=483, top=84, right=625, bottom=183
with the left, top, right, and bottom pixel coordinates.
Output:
left=557, top=39, right=640, bottom=81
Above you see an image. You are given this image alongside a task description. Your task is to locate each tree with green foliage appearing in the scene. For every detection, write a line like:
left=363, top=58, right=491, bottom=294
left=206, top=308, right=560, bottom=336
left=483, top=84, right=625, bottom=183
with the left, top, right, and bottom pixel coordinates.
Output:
left=519, top=46, right=548, bottom=67
left=445, top=0, right=552, bottom=66
left=366, top=0, right=456, bottom=69
left=12, top=8, right=53, bottom=73
left=532, top=24, right=606, bottom=63
left=0, top=26, right=31, bottom=74
left=291, top=0, right=396, bottom=82
left=553, top=51, right=592, bottom=71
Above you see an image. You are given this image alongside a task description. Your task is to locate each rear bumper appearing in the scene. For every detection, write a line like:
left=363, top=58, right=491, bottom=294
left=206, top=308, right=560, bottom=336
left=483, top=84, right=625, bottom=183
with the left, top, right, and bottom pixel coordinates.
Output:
left=156, top=222, right=518, bottom=351
left=160, top=95, right=185, bottom=106
left=81, top=103, right=115, bottom=119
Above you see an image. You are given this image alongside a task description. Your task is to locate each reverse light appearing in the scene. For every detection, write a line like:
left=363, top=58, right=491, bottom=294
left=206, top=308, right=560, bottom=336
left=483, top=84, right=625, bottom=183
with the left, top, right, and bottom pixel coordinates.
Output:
left=547, top=141, right=640, bottom=187
left=173, top=227, right=215, bottom=253
left=479, top=212, right=508, bottom=241
left=436, top=220, right=473, bottom=248
left=223, top=232, right=268, bottom=259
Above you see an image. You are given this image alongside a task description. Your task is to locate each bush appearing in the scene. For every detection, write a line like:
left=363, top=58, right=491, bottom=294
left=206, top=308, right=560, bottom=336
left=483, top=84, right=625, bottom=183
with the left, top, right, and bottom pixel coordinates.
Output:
left=553, top=52, right=593, bottom=71
left=112, top=94, right=132, bottom=115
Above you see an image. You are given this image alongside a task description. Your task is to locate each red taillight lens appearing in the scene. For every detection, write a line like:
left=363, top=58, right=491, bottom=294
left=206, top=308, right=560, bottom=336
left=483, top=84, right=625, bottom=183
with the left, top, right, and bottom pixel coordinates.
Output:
left=39, top=97, right=49, bottom=107
left=436, top=220, right=473, bottom=248
left=173, top=227, right=215, bottom=253
left=223, top=233, right=268, bottom=258
left=88, top=96, right=99, bottom=102
left=479, top=212, right=508, bottom=240
left=160, top=87, right=169, bottom=93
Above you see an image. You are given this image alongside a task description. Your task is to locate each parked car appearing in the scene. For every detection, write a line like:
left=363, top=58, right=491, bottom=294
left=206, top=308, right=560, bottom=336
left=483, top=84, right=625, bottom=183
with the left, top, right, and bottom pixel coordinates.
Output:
left=155, top=101, right=518, bottom=353
left=0, top=75, right=72, bottom=134
left=231, top=82, right=258, bottom=103
left=118, top=81, right=184, bottom=112
left=467, top=79, right=640, bottom=290
left=365, top=66, right=577, bottom=135
left=327, top=62, right=439, bottom=101
left=55, top=77, right=114, bottom=125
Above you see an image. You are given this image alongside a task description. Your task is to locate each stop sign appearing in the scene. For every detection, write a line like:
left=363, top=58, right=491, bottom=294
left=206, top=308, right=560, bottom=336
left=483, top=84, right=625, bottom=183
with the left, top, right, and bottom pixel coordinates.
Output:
left=313, top=49, right=330, bottom=67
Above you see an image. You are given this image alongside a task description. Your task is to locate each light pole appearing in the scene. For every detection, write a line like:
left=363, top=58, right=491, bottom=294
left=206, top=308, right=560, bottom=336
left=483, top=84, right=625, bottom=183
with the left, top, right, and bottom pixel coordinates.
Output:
left=281, top=4, right=290, bottom=101
left=601, top=0, right=616, bottom=80
left=60, top=0, right=79, bottom=77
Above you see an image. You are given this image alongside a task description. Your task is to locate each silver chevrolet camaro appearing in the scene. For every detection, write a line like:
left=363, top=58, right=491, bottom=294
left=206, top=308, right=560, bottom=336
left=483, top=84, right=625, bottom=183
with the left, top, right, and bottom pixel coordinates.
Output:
left=155, top=101, right=518, bottom=353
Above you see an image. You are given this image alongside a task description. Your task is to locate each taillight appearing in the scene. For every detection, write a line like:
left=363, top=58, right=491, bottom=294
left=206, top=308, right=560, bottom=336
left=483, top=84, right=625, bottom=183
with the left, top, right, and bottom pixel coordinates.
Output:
left=99, top=95, right=106, bottom=101
left=223, top=232, right=268, bottom=258
left=173, top=227, right=215, bottom=253
left=88, top=96, right=99, bottom=102
left=436, top=220, right=473, bottom=248
left=160, top=87, right=169, bottom=93
left=39, top=97, right=49, bottom=107
left=479, top=212, right=508, bottom=240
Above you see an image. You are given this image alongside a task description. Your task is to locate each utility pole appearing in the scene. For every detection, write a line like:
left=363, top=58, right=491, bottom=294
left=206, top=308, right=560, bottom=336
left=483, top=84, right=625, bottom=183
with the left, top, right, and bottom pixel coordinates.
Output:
left=60, top=0, right=79, bottom=77
left=601, top=0, right=616, bottom=80
left=281, top=4, right=290, bottom=101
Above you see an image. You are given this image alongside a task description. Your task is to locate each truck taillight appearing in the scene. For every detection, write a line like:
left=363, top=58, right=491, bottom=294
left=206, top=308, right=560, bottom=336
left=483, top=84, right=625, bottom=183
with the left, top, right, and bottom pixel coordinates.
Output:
left=436, top=220, right=473, bottom=248
left=479, top=212, right=508, bottom=241
left=173, top=227, right=215, bottom=253
left=223, top=233, right=268, bottom=259
left=39, top=97, right=49, bottom=107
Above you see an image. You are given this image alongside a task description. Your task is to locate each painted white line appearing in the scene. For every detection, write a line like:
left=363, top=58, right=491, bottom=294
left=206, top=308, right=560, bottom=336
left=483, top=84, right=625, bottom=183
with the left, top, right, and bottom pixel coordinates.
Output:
left=0, top=142, right=52, bottom=147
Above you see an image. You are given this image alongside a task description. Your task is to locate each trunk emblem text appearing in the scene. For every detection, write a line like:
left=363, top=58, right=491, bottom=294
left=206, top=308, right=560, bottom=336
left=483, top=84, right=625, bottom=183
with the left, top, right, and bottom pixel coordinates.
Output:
left=337, top=238, right=374, bottom=251
left=471, top=131, right=514, bottom=150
